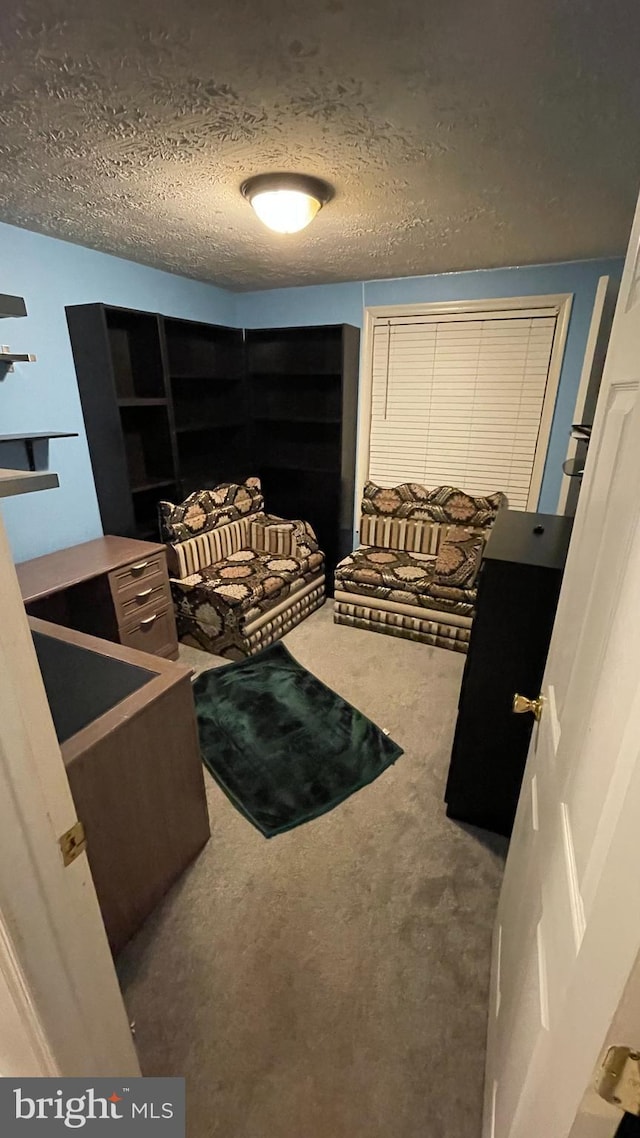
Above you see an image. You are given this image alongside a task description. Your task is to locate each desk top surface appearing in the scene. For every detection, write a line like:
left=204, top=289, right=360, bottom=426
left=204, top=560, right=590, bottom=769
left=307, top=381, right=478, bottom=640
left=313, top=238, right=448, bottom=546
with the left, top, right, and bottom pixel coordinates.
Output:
left=17, top=535, right=166, bottom=603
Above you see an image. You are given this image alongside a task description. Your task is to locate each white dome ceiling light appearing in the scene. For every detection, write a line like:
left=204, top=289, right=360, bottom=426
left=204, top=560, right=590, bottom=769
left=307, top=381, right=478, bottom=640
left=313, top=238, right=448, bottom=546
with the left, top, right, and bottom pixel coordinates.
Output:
left=241, top=173, right=333, bottom=235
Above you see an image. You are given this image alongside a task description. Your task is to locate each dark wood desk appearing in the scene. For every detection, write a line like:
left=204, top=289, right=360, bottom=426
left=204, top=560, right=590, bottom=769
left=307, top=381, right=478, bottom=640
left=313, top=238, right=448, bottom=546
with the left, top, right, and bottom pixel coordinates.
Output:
left=31, top=616, right=210, bottom=954
left=18, top=536, right=179, bottom=660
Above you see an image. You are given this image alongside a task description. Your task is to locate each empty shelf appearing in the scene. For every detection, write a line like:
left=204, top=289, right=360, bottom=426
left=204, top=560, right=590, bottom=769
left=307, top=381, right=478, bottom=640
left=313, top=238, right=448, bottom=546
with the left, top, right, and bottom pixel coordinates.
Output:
left=0, top=468, right=59, bottom=497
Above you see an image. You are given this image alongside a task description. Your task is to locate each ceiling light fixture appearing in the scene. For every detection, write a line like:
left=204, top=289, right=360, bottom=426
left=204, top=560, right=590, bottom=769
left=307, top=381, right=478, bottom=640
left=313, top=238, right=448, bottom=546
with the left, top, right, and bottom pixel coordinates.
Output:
left=241, top=173, right=333, bottom=234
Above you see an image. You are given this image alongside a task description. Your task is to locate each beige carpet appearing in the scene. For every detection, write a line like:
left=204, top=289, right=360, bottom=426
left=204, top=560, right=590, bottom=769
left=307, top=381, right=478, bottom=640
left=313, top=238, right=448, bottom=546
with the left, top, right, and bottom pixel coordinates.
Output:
left=117, top=602, right=506, bottom=1138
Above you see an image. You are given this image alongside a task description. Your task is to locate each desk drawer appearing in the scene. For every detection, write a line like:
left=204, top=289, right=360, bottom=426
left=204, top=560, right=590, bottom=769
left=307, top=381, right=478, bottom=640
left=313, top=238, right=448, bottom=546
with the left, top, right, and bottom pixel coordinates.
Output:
left=113, top=573, right=171, bottom=625
left=119, top=605, right=178, bottom=659
left=109, top=553, right=167, bottom=597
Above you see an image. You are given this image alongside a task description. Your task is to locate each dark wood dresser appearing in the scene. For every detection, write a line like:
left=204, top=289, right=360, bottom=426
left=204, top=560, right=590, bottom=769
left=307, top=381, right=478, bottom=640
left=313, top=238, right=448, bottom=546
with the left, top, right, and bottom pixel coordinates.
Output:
left=444, top=510, right=572, bottom=837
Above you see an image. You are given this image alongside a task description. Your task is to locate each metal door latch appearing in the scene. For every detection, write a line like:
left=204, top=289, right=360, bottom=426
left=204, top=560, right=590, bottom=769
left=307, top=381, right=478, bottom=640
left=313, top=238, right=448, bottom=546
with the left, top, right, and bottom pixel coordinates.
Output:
left=513, top=693, right=544, bottom=721
left=59, top=821, right=87, bottom=867
left=596, top=1046, right=640, bottom=1115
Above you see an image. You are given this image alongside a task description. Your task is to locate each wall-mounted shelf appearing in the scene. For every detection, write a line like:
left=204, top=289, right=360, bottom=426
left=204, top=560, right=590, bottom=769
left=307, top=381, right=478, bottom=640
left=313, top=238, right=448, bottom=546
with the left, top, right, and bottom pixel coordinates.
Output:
left=0, top=294, right=27, bottom=319
left=0, top=432, right=78, bottom=471
left=0, top=352, right=36, bottom=366
left=562, top=457, right=585, bottom=479
left=0, top=296, right=36, bottom=371
left=0, top=468, right=59, bottom=498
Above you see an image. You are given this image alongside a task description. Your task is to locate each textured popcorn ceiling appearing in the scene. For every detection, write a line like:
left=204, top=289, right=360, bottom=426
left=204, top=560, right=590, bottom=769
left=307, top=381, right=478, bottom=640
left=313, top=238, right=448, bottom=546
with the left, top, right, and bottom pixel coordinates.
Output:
left=1, top=0, right=639, bottom=290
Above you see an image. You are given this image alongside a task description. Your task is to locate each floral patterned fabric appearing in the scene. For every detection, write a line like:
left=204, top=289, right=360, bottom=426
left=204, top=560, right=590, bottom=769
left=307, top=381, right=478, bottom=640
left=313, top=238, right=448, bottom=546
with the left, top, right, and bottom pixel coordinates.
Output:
left=163, top=479, right=325, bottom=659
left=433, top=529, right=485, bottom=588
left=335, top=480, right=504, bottom=652
left=172, top=546, right=324, bottom=658
left=334, top=546, right=476, bottom=617
left=361, top=481, right=506, bottom=529
left=159, top=477, right=264, bottom=544
left=250, top=515, right=320, bottom=559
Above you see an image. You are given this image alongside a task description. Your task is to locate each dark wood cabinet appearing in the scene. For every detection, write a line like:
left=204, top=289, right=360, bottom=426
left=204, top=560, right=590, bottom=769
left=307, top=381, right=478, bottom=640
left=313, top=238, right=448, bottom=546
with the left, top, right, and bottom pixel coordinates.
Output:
left=444, top=510, right=572, bottom=837
left=66, top=306, right=359, bottom=584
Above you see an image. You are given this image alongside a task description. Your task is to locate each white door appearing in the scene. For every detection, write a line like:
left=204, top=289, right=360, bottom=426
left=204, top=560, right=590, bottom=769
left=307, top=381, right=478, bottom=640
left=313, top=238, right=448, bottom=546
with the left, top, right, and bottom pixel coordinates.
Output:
left=484, top=188, right=640, bottom=1138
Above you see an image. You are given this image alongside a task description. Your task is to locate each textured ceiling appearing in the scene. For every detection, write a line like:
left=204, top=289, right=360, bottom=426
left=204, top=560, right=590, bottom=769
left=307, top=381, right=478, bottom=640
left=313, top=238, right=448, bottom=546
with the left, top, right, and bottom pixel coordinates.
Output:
left=1, top=0, right=640, bottom=290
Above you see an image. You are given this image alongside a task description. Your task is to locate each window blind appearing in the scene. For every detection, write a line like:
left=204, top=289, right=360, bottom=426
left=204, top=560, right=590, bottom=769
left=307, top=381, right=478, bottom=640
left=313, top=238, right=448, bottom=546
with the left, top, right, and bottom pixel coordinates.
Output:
left=369, top=311, right=558, bottom=510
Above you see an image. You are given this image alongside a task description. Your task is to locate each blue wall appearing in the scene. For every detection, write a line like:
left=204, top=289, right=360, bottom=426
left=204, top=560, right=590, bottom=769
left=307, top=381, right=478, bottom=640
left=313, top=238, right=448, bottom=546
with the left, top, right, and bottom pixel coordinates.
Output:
left=237, top=259, right=624, bottom=512
left=0, top=222, right=234, bottom=562
left=0, top=216, right=623, bottom=565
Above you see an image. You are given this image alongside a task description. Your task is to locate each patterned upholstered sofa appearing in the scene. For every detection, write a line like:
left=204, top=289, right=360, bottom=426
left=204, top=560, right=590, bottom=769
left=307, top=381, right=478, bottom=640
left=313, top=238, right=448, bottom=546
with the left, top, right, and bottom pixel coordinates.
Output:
left=334, top=481, right=506, bottom=653
left=159, top=478, right=325, bottom=659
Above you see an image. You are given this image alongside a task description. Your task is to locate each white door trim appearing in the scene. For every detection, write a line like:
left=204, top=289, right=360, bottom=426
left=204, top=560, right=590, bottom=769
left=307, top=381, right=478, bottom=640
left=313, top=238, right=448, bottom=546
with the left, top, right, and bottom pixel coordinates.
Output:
left=354, top=293, right=573, bottom=526
left=557, top=276, right=610, bottom=515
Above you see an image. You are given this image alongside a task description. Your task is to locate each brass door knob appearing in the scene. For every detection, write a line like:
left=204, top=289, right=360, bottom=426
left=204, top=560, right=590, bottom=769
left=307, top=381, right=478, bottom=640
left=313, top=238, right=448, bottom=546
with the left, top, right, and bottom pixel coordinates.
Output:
left=513, top=693, right=544, bottom=721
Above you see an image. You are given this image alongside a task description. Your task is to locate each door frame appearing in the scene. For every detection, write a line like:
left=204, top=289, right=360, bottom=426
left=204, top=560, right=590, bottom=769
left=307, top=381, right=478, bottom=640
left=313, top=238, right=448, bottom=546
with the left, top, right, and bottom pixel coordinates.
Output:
left=355, top=293, right=573, bottom=531
left=0, top=509, right=139, bottom=1077
left=557, top=276, right=617, bottom=515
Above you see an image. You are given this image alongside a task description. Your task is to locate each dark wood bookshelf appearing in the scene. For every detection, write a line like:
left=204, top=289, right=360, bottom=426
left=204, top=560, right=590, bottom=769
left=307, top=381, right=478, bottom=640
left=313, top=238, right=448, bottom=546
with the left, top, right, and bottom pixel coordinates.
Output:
left=66, top=304, right=178, bottom=540
left=175, top=421, right=243, bottom=434
left=246, top=325, right=359, bottom=587
left=66, top=307, right=359, bottom=576
left=131, top=478, right=177, bottom=494
left=117, top=397, right=168, bottom=408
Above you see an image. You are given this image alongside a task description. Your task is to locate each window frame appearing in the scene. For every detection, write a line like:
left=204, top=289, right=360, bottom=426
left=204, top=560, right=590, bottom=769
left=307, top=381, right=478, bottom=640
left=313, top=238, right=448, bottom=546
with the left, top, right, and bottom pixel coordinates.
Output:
left=355, top=293, right=573, bottom=526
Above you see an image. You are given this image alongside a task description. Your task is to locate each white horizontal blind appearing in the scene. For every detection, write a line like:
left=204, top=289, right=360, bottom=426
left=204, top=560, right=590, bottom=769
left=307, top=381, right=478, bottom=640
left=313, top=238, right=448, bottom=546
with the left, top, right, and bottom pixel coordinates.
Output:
left=369, top=311, right=558, bottom=510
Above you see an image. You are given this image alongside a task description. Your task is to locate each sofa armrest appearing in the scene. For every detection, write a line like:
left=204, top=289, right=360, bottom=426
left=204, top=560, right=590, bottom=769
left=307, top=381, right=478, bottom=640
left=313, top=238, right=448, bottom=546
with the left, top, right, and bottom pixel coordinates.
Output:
left=169, top=572, right=206, bottom=593
left=290, top=519, right=320, bottom=556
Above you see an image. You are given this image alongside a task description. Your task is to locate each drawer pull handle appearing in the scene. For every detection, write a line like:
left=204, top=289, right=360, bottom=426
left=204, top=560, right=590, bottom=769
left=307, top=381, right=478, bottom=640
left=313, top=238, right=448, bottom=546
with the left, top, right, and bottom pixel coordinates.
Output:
left=136, top=587, right=153, bottom=599
left=140, top=613, right=158, bottom=628
left=130, top=561, right=149, bottom=575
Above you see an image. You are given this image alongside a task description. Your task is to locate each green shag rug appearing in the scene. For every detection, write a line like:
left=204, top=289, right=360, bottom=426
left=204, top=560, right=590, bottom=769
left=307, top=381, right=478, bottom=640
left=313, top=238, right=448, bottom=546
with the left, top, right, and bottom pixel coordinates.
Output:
left=192, top=640, right=404, bottom=837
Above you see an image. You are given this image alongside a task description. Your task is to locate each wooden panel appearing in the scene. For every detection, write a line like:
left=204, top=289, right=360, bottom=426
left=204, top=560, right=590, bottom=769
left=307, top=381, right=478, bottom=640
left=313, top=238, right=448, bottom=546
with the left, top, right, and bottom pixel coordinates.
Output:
left=119, top=605, right=178, bottom=659
left=108, top=552, right=167, bottom=597
left=64, top=673, right=209, bottom=955
left=112, top=572, right=170, bottom=625
left=445, top=511, right=572, bottom=836
left=29, top=616, right=209, bottom=955
left=65, top=304, right=137, bottom=536
left=17, top=536, right=166, bottom=604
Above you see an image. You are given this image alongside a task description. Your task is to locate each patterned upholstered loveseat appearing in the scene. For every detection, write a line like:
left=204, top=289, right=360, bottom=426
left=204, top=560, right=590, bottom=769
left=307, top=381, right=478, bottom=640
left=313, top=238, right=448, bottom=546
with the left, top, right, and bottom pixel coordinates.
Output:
left=159, top=478, right=325, bottom=659
left=334, top=482, right=506, bottom=653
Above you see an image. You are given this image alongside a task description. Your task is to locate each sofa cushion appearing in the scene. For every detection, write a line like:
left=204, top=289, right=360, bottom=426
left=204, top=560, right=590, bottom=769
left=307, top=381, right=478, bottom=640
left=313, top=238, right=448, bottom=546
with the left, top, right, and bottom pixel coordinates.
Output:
left=360, top=514, right=443, bottom=555
left=433, top=528, right=485, bottom=588
left=174, top=547, right=324, bottom=621
left=335, top=544, right=480, bottom=612
left=335, top=546, right=437, bottom=601
left=426, top=486, right=505, bottom=529
left=159, top=477, right=264, bottom=543
left=361, top=481, right=435, bottom=520
left=361, top=480, right=506, bottom=528
left=249, top=515, right=297, bottom=557
left=166, top=517, right=251, bottom=578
